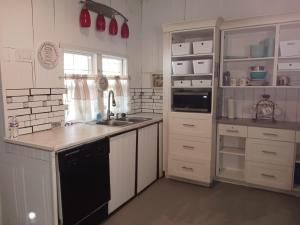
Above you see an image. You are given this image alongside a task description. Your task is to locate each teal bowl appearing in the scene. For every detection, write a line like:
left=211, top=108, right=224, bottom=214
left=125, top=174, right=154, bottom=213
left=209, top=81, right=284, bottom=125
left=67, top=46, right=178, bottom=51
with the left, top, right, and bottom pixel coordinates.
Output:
left=250, top=71, right=267, bottom=80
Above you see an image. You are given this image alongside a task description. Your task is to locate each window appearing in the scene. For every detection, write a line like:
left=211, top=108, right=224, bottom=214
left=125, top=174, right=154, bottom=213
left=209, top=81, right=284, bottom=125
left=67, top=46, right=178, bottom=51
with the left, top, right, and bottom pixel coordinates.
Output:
left=63, top=51, right=98, bottom=122
left=102, top=55, right=129, bottom=115
left=63, top=51, right=129, bottom=122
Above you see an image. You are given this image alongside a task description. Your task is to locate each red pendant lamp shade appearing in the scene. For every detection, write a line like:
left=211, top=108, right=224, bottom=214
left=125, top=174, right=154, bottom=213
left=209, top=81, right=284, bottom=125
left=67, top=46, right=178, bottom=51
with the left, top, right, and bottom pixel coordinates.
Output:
left=121, top=20, right=129, bottom=38
left=80, top=6, right=91, bottom=27
left=96, top=14, right=106, bottom=31
left=109, top=16, right=118, bottom=35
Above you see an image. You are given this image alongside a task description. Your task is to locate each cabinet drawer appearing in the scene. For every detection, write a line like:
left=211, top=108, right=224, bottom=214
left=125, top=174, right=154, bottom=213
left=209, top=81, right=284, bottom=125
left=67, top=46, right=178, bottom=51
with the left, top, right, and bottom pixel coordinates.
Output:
left=248, top=127, right=295, bottom=142
left=168, top=158, right=211, bottom=183
left=218, top=124, right=247, bottom=137
left=296, top=131, right=300, bottom=143
left=245, top=161, right=293, bottom=191
left=169, top=135, right=211, bottom=161
left=246, top=139, right=295, bottom=166
left=170, top=118, right=211, bottom=137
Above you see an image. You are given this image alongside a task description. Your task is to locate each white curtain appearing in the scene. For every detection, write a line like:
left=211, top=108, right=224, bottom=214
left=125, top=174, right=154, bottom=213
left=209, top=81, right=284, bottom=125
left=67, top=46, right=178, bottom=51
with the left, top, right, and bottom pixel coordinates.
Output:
left=103, top=77, right=129, bottom=115
left=64, top=76, right=99, bottom=122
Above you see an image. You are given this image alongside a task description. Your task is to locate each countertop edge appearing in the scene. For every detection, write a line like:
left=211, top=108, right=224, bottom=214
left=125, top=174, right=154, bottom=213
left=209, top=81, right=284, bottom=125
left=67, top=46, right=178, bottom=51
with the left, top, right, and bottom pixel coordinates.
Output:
left=4, top=117, right=163, bottom=152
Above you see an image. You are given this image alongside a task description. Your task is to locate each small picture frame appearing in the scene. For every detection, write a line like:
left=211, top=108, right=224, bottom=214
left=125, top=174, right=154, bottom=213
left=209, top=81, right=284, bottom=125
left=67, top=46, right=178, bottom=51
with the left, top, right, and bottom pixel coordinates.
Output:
left=152, top=74, right=163, bottom=88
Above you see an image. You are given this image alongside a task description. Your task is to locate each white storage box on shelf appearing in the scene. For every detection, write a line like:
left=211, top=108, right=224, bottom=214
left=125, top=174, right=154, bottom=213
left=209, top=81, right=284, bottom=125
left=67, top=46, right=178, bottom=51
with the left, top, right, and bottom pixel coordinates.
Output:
left=192, top=80, right=212, bottom=87
left=193, top=59, right=212, bottom=74
left=278, top=62, right=300, bottom=70
left=173, top=80, right=191, bottom=87
left=193, top=40, right=213, bottom=54
left=172, top=61, right=193, bottom=75
left=172, top=42, right=192, bottom=56
left=280, top=40, right=300, bottom=57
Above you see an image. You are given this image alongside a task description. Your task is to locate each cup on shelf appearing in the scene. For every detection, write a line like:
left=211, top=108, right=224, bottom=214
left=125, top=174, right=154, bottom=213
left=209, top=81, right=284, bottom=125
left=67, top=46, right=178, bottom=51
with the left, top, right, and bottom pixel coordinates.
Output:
left=230, top=78, right=237, bottom=86
left=239, top=78, right=248, bottom=86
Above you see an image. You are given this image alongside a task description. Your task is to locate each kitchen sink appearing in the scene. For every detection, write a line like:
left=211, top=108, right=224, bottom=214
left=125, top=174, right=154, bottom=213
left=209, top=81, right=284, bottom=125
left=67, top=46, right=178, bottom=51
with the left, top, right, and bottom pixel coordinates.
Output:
left=96, top=120, right=133, bottom=127
left=116, top=117, right=152, bottom=123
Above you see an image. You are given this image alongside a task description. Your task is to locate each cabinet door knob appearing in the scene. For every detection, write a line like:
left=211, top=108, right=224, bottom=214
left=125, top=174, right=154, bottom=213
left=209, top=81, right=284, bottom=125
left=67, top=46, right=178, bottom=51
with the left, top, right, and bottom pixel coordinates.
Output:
left=262, top=150, right=277, bottom=155
left=182, top=145, right=195, bottom=150
left=182, top=166, right=194, bottom=171
left=261, top=173, right=276, bottom=179
left=226, top=129, right=238, bottom=133
left=182, top=124, right=195, bottom=127
left=263, top=133, right=278, bottom=137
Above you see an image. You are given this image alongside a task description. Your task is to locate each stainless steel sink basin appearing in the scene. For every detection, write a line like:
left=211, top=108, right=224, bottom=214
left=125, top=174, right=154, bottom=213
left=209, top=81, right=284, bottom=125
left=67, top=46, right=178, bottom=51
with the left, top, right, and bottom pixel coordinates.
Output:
left=117, top=117, right=152, bottom=123
left=96, top=120, right=133, bottom=127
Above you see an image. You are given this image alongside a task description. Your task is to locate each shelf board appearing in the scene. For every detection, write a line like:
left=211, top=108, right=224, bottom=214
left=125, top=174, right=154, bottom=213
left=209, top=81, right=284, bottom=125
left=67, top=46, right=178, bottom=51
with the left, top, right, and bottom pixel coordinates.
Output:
left=219, top=168, right=244, bottom=181
left=172, top=53, right=214, bottom=59
left=296, top=155, right=300, bottom=163
left=172, top=73, right=213, bottom=77
left=279, top=56, right=300, bottom=60
left=278, top=70, right=300, bottom=72
left=220, top=85, right=300, bottom=89
left=223, top=57, right=274, bottom=62
left=172, top=86, right=212, bottom=89
left=220, top=147, right=245, bottom=156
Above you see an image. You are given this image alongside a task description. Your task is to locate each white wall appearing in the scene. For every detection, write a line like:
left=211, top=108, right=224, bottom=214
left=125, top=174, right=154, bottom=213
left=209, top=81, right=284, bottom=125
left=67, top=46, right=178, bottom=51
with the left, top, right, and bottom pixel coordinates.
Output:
left=0, top=0, right=142, bottom=89
left=141, top=0, right=300, bottom=75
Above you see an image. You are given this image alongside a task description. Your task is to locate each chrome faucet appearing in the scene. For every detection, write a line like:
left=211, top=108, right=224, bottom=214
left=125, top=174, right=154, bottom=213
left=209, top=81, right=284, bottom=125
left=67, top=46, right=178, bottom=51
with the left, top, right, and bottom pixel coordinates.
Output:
left=107, top=90, right=116, bottom=120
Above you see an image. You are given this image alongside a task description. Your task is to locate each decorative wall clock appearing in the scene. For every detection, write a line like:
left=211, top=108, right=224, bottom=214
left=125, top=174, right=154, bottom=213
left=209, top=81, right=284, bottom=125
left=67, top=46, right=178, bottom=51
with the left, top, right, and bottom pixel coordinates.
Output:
left=38, top=42, right=59, bottom=69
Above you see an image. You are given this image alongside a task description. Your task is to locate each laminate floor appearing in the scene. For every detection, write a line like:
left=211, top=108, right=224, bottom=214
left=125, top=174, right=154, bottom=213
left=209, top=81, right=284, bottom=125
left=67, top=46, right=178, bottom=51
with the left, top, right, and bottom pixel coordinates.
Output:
left=103, top=178, right=300, bottom=225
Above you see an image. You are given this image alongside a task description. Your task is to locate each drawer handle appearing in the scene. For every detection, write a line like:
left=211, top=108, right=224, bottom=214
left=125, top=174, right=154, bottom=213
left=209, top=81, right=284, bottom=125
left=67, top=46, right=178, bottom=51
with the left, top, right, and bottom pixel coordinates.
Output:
left=182, top=145, right=195, bottom=150
left=182, top=166, right=194, bottom=171
left=226, top=129, right=239, bottom=133
left=262, top=150, right=277, bottom=155
left=182, top=124, right=195, bottom=127
left=263, top=133, right=278, bottom=137
left=261, top=173, right=276, bottom=179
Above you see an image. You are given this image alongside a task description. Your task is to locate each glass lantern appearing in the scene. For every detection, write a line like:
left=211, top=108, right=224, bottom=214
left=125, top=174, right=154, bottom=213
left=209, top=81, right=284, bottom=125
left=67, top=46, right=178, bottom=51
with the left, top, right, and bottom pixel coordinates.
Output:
left=253, top=94, right=276, bottom=122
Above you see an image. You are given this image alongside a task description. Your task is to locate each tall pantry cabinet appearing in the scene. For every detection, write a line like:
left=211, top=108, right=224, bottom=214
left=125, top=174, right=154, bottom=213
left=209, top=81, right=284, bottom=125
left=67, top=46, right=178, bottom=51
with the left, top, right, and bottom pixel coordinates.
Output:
left=162, top=18, right=223, bottom=186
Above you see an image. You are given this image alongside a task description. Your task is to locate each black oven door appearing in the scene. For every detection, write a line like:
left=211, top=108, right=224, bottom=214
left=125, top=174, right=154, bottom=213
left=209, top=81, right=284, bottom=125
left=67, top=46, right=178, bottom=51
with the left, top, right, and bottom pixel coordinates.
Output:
left=173, top=91, right=211, bottom=113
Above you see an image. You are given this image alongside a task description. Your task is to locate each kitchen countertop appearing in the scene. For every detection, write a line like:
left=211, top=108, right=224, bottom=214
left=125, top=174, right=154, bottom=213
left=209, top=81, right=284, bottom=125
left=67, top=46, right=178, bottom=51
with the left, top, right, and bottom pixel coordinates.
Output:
left=218, top=117, right=300, bottom=130
left=4, top=113, right=163, bottom=152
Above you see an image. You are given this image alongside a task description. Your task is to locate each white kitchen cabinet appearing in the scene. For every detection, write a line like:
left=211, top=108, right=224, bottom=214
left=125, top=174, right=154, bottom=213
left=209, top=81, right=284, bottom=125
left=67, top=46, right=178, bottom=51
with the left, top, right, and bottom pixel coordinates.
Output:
left=0, top=143, right=57, bottom=225
left=137, top=124, right=158, bottom=193
left=109, top=131, right=136, bottom=214
left=159, top=122, right=163, bottom=178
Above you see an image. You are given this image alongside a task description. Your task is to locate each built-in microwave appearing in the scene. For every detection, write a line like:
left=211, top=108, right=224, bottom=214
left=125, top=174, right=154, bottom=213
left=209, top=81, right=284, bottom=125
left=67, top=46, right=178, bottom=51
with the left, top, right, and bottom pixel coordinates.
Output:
left=172, top=90, right=211, bottom=113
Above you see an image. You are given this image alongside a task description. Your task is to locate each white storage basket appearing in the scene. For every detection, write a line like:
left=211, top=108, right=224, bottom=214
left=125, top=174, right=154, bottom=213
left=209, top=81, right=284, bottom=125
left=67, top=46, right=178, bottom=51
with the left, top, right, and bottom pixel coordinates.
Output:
left=172, top=43, right=192, bottom=56
left=172, top=61, right=193, bottom=75
left=278, top=62, right=300, bottom=70
left=280, top=40, right=300, bottom=57
left=193, top=40, right=213, bottom=54
left=173, top=80, right=191, bottom=87
left=191, top=80, right=212, bottom=87
left=192, top=59, right=212, bottom=74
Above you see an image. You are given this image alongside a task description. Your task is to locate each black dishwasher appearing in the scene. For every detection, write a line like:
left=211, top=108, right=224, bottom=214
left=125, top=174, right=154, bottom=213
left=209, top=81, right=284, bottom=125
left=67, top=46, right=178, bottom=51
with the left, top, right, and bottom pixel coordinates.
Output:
left=57, top=138, right=110, bottom=225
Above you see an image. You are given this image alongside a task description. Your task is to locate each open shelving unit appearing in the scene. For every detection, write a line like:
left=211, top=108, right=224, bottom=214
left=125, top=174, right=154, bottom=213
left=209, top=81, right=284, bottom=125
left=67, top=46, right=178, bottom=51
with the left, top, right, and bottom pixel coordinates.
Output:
left=217, top=134, right=246, bottom=182
left=220, top=19, right=300, bottom=88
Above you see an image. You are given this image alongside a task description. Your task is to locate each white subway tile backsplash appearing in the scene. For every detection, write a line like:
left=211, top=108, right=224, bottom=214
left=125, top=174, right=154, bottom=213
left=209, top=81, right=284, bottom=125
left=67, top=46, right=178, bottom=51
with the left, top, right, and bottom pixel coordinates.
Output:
left=29, top=95, right=48, bottom=101
left=33, top=124, right=52, bottom=132
left=51, top=88, right=67, bottom=94
left=50, top=116, right=65, bottom=123
left=52, top=105, right=65, bottom=112
left=44, top=100, right=59, bottom=106
left=35, top=113, right=50, bottom=119
left=52, top=111, right=65, bottom=117
left=10, top=96, right=29, bottom=103
left=30, top=88, right=50, bottom=95
left=7, top=108, right=31, bottom=116
left=25, top=101, right=43, bottom=108
left=31, top=118, right=49, bottom=126
left=15, top=115, right=30, bottom=122
left=6, top=89, right=30, bottom=97
left=5, top=88, right=68, bottom=136
left=31, top=106, right=51, bottom=114
left=49, top=94, right=63, bottom=100
left=18, top=127, right=33, bottom=135
left=7, top=102, right=24, bottom=110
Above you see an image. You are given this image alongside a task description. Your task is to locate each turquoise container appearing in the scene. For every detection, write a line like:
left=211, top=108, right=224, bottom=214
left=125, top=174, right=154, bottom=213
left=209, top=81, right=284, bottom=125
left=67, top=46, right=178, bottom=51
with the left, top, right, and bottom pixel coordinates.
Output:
left=250, top=71, right=267, bottom=80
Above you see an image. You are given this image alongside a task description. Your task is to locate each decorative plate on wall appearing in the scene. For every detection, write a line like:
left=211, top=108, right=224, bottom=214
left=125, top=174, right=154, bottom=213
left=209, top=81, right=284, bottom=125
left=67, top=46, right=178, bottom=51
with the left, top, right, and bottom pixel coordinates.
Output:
left=37, top=42, right=59, bottom=69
